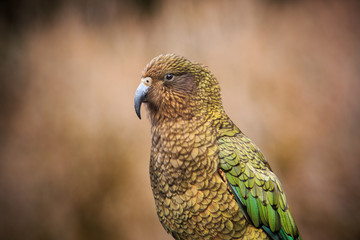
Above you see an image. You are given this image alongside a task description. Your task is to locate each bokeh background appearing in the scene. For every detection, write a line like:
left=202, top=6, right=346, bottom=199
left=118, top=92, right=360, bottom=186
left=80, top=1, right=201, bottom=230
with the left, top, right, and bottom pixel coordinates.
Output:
left=1, top=0, right=360, bottom=239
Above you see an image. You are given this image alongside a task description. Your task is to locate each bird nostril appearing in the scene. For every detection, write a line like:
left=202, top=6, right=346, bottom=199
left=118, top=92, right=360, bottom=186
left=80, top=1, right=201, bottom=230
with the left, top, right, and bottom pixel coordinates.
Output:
left=142, top=77, right=152, bottom=86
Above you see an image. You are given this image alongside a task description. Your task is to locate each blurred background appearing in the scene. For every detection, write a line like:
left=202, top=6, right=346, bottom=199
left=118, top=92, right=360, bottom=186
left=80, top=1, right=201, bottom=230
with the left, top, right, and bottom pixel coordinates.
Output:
left=1, top=0, right=360, bottom=239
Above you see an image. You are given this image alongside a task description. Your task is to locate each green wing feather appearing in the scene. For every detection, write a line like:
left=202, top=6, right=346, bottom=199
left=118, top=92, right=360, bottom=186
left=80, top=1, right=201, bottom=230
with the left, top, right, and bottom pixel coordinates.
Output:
left=218, top=127, right=301, bottom=240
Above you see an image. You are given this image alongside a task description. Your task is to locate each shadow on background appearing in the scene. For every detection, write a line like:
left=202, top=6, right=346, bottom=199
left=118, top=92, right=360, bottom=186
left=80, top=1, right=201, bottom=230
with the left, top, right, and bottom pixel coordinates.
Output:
left=0, top=0, right=360, bottom=239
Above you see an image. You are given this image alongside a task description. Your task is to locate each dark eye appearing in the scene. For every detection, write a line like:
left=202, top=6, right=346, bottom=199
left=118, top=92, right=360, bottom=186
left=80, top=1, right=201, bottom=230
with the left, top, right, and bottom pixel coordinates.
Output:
left=164, top=73, right=174, bottom=81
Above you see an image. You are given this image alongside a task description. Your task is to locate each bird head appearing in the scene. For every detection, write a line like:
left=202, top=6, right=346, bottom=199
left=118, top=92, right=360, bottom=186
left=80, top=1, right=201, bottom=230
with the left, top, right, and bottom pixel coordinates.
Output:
left=134, top=54, right=222, bottom=124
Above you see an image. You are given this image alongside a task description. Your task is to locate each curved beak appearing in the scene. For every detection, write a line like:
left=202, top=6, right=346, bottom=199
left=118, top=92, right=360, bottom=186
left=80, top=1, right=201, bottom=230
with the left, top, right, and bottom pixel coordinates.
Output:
left=134, top=82, right=149, bottom=119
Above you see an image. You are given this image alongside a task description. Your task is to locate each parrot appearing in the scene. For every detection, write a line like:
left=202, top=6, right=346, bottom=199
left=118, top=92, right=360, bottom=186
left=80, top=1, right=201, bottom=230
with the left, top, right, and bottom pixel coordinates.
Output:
left=134, top=54, right=301, bottom=240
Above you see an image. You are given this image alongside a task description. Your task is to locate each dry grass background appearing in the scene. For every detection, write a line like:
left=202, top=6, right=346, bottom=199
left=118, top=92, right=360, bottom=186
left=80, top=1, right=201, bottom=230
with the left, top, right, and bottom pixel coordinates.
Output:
left=1, top=0, right=360, bottom=239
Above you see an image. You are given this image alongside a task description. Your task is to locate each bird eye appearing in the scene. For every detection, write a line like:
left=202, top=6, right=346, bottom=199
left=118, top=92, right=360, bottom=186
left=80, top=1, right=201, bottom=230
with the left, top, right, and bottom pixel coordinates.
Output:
left=164, top=73, right=174, bottom=81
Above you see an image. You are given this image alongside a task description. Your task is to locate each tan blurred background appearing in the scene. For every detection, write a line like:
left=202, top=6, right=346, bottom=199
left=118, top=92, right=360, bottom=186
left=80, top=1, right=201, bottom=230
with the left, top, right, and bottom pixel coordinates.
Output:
left=1, top=0, right=360, bottom=239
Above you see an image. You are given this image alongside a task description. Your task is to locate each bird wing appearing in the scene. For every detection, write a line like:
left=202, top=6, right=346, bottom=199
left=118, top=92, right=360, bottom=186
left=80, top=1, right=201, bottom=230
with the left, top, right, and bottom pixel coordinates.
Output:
left=217, top=128, right=301, bottom=240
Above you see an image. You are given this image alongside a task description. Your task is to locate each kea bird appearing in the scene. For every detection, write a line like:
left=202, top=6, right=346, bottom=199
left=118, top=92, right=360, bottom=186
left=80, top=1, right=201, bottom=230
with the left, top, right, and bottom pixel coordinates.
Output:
left=134, top=54, right=301, bottom=240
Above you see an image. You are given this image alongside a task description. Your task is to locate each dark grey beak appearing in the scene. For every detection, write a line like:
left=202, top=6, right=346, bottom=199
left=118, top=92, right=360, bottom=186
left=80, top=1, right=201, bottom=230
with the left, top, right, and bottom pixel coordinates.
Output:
left=134, top=82, right=149, bottom=119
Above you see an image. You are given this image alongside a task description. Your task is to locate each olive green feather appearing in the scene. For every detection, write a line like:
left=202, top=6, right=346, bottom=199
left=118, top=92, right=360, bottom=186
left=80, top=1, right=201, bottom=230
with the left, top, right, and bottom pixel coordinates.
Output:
left=218, top=127, right=301, bottom=240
